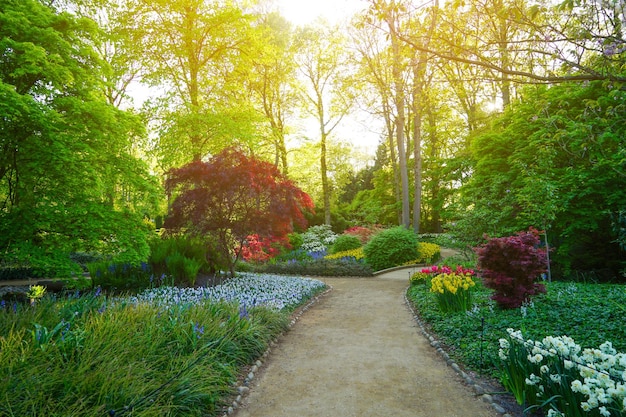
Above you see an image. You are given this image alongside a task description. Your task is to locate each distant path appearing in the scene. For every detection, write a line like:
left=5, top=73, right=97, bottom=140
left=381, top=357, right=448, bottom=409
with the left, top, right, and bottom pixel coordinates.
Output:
left=234, top=271, right=500, bottom=417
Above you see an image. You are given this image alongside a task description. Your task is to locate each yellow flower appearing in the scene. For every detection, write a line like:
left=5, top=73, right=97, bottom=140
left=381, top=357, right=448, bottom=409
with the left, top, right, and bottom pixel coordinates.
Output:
left=325, top=247, right=364, bottom=260
left=417, top=242, right=441, bottom=263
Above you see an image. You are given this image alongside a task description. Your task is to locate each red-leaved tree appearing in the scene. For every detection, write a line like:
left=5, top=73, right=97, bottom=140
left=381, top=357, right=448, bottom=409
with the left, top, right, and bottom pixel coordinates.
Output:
left=164, top=147, right=314, bottom=276
left=475, top=228, right=547, bottom=309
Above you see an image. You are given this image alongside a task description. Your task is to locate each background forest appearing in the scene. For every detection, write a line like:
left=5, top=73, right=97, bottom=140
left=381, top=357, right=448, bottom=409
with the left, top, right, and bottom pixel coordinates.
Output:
left=1, top=0, right=624, bottom=281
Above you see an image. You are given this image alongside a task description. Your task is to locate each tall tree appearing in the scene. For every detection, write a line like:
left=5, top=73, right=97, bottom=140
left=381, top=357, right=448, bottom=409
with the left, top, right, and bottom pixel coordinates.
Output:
left=0, top=0, right=160, bottom=269
left=351, top=13, right=403, bottom=224
left=294, top=22, right=356, bottom=225
left=369, top=0, right=412, bottom=228
left=408, top=1, right=438, bottom=233
left=247, top=11, right=297, bottom=174
left=164, top=147, right=314, bottom=276
left=134, top=0, right=261, bottom=168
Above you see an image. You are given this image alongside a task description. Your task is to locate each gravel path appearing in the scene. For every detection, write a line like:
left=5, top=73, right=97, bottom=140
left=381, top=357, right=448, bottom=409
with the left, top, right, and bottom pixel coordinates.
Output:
left=233, top=271, right=505, bottom=417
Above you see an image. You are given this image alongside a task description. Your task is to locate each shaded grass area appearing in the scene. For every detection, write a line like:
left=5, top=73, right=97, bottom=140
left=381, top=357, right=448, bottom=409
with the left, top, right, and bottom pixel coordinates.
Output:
left=0, top=275, right=327, bottom=416
left=407, top=279, right=626, bottom=379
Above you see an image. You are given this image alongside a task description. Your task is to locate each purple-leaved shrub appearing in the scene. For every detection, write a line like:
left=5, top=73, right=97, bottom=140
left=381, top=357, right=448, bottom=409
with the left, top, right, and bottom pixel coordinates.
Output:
left=476, top=228, right=547, bottom=309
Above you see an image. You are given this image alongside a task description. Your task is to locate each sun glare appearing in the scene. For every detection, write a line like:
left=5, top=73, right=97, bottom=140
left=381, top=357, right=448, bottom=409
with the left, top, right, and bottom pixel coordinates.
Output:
left=276, top=0, right=366, bottom=26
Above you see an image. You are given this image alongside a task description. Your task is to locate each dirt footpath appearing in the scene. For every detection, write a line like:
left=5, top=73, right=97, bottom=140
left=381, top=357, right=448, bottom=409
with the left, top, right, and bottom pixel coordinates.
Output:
left=235, top=272, right=502, bottom=417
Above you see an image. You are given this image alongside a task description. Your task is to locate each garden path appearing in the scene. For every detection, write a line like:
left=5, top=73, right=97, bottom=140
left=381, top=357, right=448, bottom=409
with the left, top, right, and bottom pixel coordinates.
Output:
left=234, top=270, right=503, bottom=417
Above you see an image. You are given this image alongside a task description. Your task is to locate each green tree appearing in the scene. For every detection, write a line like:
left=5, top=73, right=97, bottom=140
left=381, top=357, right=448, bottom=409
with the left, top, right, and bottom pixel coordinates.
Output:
left=294, top=22, right=356, bottom=226
left=0, top=0, right=160, bottom=273
left=457, top=82, right=625, bottom=278
left=134, top=0, right=262, bottom=168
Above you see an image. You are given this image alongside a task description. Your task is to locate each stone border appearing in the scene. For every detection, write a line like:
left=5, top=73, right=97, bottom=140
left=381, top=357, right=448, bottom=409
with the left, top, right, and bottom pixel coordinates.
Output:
left=403, top=289, right=515, bottom=417
left=223, top=285, right=334, bottom=416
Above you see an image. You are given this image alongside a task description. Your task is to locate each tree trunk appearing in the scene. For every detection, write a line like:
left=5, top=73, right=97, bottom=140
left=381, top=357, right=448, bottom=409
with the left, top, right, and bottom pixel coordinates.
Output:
left=321, top=132, right=331, bottom=225
left=388, top=8, right=410, bottom=229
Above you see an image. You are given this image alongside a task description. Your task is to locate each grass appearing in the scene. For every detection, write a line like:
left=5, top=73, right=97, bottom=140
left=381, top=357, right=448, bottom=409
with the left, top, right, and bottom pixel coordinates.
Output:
left=0, top=273, right=327, bottom=416
left=406, top=278, right=626, bottom=379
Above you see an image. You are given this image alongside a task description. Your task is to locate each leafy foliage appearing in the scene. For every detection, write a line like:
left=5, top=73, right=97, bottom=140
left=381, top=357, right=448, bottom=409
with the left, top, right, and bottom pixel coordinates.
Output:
left=87, top=261, right=153, bottom=292
left=164, top=147, right=314, bottom=275
left=148, top=236, right=217, bottom=286
left=455, top=82, right=625, bottom=279
left=363, top=227, right=419, bottom=271
left=329, top=234, right=362, bottom=254
left=256, top=257, right=373, bottom=277
left=406, top=280, right=626, bottom=380
left=476, top=228, right=547, bottom=309
left=0, top=276, right=309, bottom=416
left=0, top=0, right=161, bottom=275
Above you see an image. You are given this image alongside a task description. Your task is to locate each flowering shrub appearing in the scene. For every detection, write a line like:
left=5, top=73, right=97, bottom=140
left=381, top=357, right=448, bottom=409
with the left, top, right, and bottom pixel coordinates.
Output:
left=128, top=273, right=326, bottom=312
left=343, top=225, right=384, bottom=244
left=239, top=234, right=290, bottom=263
left=300, top=225, right=337, bottom=253
left=417, top=242, right=441, bottom=264
left=476, top=228, right=547, bottom=309
left=430, top=271, right=476, bottom=313
left=499, top=328, right=626, bottom=416
left=325, top=247, right=364, bottom=261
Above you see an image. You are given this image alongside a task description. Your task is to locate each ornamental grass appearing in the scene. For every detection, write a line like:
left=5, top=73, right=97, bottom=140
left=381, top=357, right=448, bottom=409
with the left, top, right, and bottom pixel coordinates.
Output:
left=0, top=273, right=326, bottom=416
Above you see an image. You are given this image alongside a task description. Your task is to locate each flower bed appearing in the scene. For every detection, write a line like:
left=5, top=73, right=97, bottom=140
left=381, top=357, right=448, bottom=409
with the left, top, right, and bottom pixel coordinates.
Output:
left=126, top=273, right=327, bottom=311
left=499, top=329, right=626, bottom=417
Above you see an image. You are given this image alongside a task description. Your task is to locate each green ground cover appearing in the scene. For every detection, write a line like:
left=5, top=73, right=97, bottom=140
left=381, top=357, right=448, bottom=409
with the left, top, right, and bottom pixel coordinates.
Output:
left=0, top=274, right=326, bottom=416
left=407, top=279, right=626, bottom=376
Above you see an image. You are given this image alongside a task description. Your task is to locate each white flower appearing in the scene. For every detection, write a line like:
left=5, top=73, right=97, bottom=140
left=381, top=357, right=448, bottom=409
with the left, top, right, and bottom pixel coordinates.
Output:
left=571, top=380, right=583, bottom=392
left=564, top=360, right=574, bottom=370
left=540, top=365, right=549, bottom=374
left=528, top=353, right=544, bottom=364
left=599, top=406, right=611, bottom=417
left=600, top=341, right=617, bottom=355
left=499, top=338, right=510, bottom=350
left=581, top=402, right=592, bottom=411
left=547, top=410, right=564, bottom=417
left=550, top=374, right=562, bottom=384
left=526, top=373, right=541, bottom=386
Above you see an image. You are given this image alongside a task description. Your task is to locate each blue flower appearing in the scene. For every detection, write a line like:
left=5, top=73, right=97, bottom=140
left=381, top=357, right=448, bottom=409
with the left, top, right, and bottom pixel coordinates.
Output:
left=239, top=303, right=249, bottom=320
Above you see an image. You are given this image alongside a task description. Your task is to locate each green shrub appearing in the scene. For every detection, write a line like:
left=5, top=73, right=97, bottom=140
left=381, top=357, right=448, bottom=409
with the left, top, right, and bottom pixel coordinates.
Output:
left=329, top=234, right=362, bottom=254
left=165, top=252, right=202, bottom=286
left=255, top=258, right=373, bottom=277
left=87, top=261, right=153, bottom=291
left=149, top=236, right=220, bottom=284
left=0, top=242, right=82, bottom=279
left=287, top=232, right=304, bottom=250
left=363, top=227, right=419, bottom=271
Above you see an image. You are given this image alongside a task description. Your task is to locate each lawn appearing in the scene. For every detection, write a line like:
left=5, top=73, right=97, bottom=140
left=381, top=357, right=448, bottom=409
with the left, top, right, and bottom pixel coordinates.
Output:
left=0, top=273, right=327, bottom=417
left=407, top=276, right=626, bottom=416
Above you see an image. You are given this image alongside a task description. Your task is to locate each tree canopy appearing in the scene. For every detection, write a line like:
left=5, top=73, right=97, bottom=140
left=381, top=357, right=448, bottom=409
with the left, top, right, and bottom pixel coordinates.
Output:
left=0, top=0, right=160, bottom=274
left=164, top=147, right=314, bottom=275
left=1, top=0, right=624, bottom=280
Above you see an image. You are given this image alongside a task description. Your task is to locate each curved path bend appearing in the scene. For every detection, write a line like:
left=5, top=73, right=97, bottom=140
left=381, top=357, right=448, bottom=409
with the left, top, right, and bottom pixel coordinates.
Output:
left=235, top=270, right=503, bottom=417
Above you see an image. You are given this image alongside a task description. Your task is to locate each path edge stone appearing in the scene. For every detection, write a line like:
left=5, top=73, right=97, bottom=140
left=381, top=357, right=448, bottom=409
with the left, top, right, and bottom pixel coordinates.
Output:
left=224, top=285, right=334, bottom=416
left=403, top=288, right=515, bottom=417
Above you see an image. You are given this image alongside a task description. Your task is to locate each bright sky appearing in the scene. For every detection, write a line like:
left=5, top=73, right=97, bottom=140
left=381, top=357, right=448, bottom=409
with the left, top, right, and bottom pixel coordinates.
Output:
left=276, top=0, right=367, bottom=26
left=275, top=0, right=382, bottom=158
